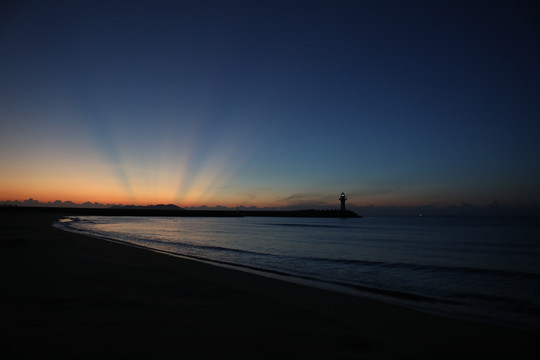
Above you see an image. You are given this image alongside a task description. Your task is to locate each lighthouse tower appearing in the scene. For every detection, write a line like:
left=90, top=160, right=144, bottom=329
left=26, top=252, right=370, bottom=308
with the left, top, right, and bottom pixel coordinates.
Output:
left=339, top=192, right=347, bottom=211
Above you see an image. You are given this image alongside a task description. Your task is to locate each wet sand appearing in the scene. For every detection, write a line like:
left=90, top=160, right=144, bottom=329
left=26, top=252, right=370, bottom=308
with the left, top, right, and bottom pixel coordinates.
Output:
left=1, top=209, right=538, bottom=359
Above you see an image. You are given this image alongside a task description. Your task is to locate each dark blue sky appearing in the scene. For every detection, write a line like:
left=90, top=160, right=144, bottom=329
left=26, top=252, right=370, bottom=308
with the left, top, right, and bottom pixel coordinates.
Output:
left=1, top=0, right=539, bottom=209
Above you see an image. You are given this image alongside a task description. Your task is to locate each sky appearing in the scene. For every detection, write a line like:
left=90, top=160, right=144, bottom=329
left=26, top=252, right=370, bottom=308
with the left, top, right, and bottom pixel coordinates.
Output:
left=1, top=0, right=539, bottom=211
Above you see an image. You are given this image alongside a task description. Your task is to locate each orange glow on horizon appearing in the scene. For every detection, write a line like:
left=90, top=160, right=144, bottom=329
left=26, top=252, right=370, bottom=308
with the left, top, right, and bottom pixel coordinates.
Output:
left=0, top=127, right=258, bottom=207
left=1, top=130, right=532, bottom=209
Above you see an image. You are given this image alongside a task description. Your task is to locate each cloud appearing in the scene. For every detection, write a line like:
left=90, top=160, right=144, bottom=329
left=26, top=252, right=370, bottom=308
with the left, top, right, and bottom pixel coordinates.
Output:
left=349, top=202, right=540, bottom=216
left=22, top=198, right=41, bottom=206
left=0, top=199, right=113, bottom=208
left=280, top=192, right=325, bottom=202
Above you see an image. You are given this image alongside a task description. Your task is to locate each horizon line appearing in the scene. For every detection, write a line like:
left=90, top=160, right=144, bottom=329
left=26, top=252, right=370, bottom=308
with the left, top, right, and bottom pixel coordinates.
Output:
left=2, top=198, right=540, bottom=216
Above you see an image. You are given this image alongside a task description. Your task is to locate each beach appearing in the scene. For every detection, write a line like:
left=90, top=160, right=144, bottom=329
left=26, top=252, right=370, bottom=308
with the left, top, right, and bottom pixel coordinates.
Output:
left=1, top=209, right=538, bottom=359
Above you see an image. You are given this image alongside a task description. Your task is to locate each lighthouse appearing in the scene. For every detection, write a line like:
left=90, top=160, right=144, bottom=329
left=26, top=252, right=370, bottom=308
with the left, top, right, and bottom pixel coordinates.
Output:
left=339, top=192, right=347, bottom=211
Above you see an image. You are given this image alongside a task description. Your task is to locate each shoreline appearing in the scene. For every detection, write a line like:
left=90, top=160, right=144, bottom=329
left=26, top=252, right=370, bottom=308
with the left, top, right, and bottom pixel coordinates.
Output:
left=58, top=220, right=462, bottom=320
left=1, top=209, right=539, bottom=358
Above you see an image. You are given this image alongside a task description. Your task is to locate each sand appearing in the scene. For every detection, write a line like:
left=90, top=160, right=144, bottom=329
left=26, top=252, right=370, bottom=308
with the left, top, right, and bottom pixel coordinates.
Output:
left=1, top=209, right=538, bottom=359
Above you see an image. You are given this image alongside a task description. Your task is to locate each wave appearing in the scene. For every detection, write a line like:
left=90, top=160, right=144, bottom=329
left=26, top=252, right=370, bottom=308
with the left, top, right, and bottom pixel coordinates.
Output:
left=140, top=238, right=269, bottom=257
left=122, top=243, right=449, bottom=305
left=57, top=217, right=540, bottom=282
left=62, top=216, right=101, bottom=225
left=263, top=223, right=353, bottom=229
left=301, top=256, right=540, bottom=280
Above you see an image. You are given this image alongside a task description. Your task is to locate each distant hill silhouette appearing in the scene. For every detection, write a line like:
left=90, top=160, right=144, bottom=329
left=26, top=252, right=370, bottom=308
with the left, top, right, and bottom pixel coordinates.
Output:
left=110, top=204, right=184, bottom=210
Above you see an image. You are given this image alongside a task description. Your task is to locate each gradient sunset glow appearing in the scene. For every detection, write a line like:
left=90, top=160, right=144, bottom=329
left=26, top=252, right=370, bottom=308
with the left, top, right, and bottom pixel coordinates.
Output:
left=1, top=1, right=539, bottom=213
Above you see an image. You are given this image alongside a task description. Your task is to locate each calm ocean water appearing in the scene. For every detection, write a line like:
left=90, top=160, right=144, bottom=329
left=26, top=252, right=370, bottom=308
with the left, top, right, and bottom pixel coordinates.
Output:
left=55, top=215, right=540, bottom=332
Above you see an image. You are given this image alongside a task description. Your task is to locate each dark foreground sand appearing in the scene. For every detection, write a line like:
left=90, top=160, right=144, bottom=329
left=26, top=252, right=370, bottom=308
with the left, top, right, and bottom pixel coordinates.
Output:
left=1, top=210, right=538, bottom=359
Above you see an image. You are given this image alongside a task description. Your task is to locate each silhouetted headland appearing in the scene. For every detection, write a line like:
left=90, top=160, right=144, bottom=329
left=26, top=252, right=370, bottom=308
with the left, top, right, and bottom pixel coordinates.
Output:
left=238, top=209, right=361, bottom=218
left=0, top=206, right=361, bottom=218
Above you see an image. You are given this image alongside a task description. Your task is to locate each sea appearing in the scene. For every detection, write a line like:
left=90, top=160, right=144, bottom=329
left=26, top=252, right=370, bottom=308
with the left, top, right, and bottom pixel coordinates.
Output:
left=54, top=215, right=540, bottom=332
